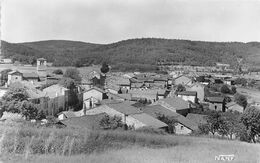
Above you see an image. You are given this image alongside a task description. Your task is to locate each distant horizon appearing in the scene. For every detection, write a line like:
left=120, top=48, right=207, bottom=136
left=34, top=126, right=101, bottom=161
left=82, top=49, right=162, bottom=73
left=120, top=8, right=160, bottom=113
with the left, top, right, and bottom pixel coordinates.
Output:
left=1, top=0, right=260, bottom=44
left=2, top=37, right=260, bottom=45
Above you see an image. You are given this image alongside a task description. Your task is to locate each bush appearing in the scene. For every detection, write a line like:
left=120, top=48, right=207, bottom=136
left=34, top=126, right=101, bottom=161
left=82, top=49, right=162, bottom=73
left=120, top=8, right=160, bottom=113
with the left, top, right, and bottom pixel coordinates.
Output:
left=220, top=85, right=230, bottom=94
left=99, top=115, right=123, bottom=130
left=135, top=127, right=167, bottom=135
left=53, top=69, right=63, bottom=75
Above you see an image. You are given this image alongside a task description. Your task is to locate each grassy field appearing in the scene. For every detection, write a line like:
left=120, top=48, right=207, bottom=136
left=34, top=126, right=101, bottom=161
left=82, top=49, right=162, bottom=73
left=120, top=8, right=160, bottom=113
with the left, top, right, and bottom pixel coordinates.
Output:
left=0, top=123, right=260, bottom=163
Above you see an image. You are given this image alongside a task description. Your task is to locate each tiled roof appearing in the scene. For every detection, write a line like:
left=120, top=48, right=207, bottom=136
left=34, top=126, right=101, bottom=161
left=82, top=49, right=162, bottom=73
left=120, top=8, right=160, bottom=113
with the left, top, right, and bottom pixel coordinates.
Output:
left=8, top=70, right=22, bottom=75
left=43, top=84, right=69, bottom=98
left=107, top=101, right=142, bottom=115
left=83, top=86, right=106, bottom=94
left=158, top=97, right=190, bottom=111
left=13, top=81, right=45, bottom=99
left=58, top=111, right=77, bottom=118
left=60, top=113, right=107, bottom=130
left=37, top=58, right=46, bottom=61
left=177, top=91, right=197, bottom=96
left=143, top=105, right=198, bottom=131
left=23, top=72, right=39, bottom=79
left=207, top=97, right=224, bottom=103
left=186, top=113, right=207, bottom=125
left=106, top=92, right=131, bottom=100
left=130, top=113, right=168, bottom=129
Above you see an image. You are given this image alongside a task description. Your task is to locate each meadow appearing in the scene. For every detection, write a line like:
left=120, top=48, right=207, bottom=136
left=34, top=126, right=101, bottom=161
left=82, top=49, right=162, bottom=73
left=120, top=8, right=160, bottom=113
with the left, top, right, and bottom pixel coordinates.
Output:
left=0, top=123, right=259, bottom=163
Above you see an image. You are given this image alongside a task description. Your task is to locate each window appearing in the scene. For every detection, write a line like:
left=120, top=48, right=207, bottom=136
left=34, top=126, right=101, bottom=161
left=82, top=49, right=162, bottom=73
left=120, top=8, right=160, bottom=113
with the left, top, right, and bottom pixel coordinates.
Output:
left=181, top=126, right=184, bottom=130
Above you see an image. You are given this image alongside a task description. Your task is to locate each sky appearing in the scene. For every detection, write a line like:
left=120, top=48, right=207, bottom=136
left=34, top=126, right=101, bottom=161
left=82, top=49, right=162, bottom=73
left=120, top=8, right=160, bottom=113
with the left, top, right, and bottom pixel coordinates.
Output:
left=1, top=0, right=260, bottom=43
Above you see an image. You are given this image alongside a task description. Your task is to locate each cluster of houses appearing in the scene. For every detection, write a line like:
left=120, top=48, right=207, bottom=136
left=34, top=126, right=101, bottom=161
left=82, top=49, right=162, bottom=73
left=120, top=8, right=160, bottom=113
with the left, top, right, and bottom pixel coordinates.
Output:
left=0, top=58, right=253, bottom=135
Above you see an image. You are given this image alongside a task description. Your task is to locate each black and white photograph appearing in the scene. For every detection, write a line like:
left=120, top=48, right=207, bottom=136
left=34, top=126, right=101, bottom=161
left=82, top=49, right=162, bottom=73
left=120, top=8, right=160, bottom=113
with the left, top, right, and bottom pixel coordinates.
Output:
left=0, top=0, right=260, bottom=162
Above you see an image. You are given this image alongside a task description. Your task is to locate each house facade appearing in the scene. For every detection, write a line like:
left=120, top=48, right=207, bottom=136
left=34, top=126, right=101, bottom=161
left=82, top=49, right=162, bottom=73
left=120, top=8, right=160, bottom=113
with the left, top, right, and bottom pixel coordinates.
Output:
left=7, top=71, right=23, bottom=86
left=177, top=91, right=197, bottom=103
left=82, top=87, right=105, bottom=109
left=187, top=83, right=205, bottom=102
left=207, top=97, right=226, bottom=112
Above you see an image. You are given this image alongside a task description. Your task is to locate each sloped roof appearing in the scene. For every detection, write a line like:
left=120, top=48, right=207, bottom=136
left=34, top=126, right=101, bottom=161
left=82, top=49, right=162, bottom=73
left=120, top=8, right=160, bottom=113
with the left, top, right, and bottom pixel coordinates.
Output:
left=12, top=81, right=45, bottom=99
left=23, top=72, right=39, bottom=79
left=43, top=84, right=69, bottom=98
left=106, top=92, right=132, bottom=100
left=8, top=70, right=23, bottom=75
left=107, top=101, right=142, bottom=115
left=207, top=97, right=224, bottom=103
left=159, top=97, right=190, bottom=110
left=83, top=86, right=106, bottom=94
left=130, top=113, right=168, bottom=129
left=226, top=101, right=237, bottom=107
left=58, top=111, right=77, bottom=118
left=143, top=105, right=198, bottom=131
left=37, top=58, right=46, bottom=61
left=186, top=113, right=207, bottom=125
left=177, top=91, right=197, bottom=96
left=60, top=113, right=107, bottom=130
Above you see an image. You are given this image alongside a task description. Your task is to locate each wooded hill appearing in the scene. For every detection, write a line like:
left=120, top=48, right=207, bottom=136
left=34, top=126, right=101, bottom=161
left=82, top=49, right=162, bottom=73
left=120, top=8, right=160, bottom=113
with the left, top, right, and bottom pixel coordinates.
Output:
left=1, top=38, right=260, bottom=71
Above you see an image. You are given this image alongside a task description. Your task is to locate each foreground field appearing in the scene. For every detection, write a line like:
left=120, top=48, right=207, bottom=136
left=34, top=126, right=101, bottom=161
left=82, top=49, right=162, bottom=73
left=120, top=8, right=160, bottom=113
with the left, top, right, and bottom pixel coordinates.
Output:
left=3, top=137, right=260, bottom=163
left=0, top=124, right=259, bottom=163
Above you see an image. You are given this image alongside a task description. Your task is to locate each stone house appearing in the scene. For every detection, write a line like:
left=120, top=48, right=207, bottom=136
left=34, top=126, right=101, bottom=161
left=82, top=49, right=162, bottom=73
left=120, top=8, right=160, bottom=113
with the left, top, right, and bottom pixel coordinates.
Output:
left=177, top=91, right=198, bottom=103
left=143, top=105, right=198, bottom=135
left=187, top=83, right=205, bottom=103
left=207, top=97, right=226, bottom=112
left=7, top=70, right=23, bottom=86
left=82, top=87, right=106, bottom=109
left=153, top=97, right=192, bottom=116
left=84, top=101, right=167, bottom=129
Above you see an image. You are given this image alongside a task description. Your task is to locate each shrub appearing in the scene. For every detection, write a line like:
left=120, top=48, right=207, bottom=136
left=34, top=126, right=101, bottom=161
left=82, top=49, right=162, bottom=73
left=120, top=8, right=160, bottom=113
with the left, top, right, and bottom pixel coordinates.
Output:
left=99, top=115, right=123, bottom=130
left=220, top=85, right=230, bottom=94
left=53, top=69, right=63, bottom=75
left=135, top=127, right=167, bottom=135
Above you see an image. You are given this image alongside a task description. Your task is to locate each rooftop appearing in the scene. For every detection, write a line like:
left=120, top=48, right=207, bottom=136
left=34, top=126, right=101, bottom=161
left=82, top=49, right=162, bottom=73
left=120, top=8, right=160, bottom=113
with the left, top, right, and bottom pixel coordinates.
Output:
left=143, top=105, right=198, bottom=131
left=207, top=97, right=225, bottom=103
left=107, top=101, right=142, bottom=115
left=130, top=113, right=168, bottom=129
left=23, top=72, right=39, bottom=79
left=177, top=91, right=197, bottom=96
left=159, top=96, right=190, bottom=110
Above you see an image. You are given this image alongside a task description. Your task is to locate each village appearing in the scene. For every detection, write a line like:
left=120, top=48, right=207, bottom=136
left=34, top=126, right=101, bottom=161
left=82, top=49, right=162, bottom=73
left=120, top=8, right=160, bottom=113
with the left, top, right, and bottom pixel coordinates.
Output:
left=0, top=57, right=260, bottom=138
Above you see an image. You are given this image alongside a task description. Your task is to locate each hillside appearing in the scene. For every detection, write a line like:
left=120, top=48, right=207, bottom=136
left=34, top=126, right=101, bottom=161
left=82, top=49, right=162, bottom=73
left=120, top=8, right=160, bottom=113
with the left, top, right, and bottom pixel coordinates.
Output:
left=1, top=38, right=260, bottom=71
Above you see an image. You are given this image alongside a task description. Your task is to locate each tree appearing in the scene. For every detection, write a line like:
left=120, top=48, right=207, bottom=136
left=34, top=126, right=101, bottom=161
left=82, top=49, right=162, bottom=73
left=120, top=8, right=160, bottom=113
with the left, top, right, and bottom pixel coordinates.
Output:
left=20, top=101, right=38, bottom=120
left=220, top=85, right=230, bottom=94
left=53, top=69, right=63, bottom=75
left=240, top=106, right=260, bottom=143
left=234, top=93, right=248, bottom=110
left=157, top=114, right=177, bottom=134
left=0, top=83, right=39, bottom=120
left=99, top=115, right=123, bottom=130
left=100, top=62, right=110, bottom=74
left=58, top=77, right=79, bottom=109
left=0, top=83, right=29, bottom=113
left=234, top=78, right=247, bottom=86
left=36, top=110, right=46, bottom=120
left=175, top=84, right=186, bottom=93
left=63, top=68, right=82, bottom=83
left=59, top=77, right=76, bottom=89
left=231, top=86, right=237, bottom=94
left=220, top=111, right=241, bottom=139
left=198, top=123, right=210, bottom=135
left=206, top=111, right=224, bottom=135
